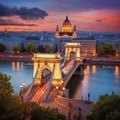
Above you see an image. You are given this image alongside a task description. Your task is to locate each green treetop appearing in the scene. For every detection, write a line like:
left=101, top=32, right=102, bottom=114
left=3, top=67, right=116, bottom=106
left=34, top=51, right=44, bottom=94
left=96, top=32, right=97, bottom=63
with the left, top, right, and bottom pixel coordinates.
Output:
left=97, top=42, right=116, bottom=56
left=87, top=94, right=120, bottom=120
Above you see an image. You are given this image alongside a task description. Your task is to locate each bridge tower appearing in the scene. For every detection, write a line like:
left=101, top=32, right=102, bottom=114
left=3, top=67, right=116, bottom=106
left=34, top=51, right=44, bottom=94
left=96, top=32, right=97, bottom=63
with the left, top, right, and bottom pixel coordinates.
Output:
left=64, top=42, right=81, bottom=61
left=32, top=52, right=62, bottom=86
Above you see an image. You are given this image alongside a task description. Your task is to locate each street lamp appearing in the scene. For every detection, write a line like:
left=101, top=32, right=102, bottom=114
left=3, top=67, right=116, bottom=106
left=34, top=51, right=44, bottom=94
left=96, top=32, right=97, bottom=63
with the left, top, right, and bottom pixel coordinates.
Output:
left=56, top=85, right=66, bottom=97
left=22, top=82, right=26, bottom=89
left=61, top=80, right=63, bottom=84
left=56, top=86, right=59, bottom=90
left=19, top=83, right=23, bottom=90
left=62, top=87, right=65, bottom=97
left=56, top=86, right=59, bottom=96
left=62, top=87, right=65, bottom=90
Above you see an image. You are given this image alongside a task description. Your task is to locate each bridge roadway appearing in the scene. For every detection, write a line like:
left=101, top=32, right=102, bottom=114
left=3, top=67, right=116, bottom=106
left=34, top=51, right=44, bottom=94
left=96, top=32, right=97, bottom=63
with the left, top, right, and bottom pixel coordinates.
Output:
left=63, top=61, right=80, bottom=86
left=21, top=60, right=93, bottom=120
left=23, top=81, right=50, bottom=103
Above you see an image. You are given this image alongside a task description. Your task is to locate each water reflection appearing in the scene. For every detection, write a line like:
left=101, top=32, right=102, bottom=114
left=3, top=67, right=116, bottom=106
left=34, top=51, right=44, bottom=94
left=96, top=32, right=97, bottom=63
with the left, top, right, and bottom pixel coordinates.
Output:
left=12, top=62, right=24, bottom=71
left=74, top=65, right=120, bottom=101
left=21, top=62, right=24, bottom=70
left=71, top=66, right=90, bottom=99
left=17, top=62, right=20, bottom=71
left=12, top=62, right=15, bottom=71
left=84, top=65, right=90, bottom=82
left=0, top=62, right=33, bottom=93
left=115, top=66, right=119, bottom=81
left=92, top=65, right=96, bottom=74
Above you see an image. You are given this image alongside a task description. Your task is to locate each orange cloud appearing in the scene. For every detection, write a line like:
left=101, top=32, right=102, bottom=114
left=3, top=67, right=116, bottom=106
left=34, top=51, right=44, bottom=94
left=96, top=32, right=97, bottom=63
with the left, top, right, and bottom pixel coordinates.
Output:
left=0, top=9, right=120, bottom=32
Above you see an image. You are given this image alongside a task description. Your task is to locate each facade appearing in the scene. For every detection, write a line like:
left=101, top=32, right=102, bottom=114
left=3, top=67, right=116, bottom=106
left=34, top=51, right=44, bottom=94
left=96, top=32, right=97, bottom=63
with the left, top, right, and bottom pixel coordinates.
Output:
left=72, top=37, right=96, bottom=57
left=40, top=40, right=56, bottom=47
left=55, top=16, right=77, bottom=39
left=25, top=36, right=40, bottom=48
left=2, top=36, right=24, bottom=54
left=25, top=36, right=56, bottom=49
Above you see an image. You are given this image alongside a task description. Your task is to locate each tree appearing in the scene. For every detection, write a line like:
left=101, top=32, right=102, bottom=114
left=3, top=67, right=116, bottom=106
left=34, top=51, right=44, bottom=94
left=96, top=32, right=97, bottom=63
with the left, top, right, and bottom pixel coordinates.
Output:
left=54, top=44, right=58, bottom=53
left=38, top=45, right=46, bottom=53
left=97, top=42, right=116, bottom=56
left=0, top=43, right=6, bottom=53
left=26, top=43, right=37, bottom=54
left=31, top=106, right=66, bottom=120
left=45, top=45, right=54, bottom=53
left=0, top=72, right=66, bottom=120
left=87, top=94, right=120, bottom=120
left=12, top=45, right=21, bottom=54
left=0, top=72, right=21, bottom=120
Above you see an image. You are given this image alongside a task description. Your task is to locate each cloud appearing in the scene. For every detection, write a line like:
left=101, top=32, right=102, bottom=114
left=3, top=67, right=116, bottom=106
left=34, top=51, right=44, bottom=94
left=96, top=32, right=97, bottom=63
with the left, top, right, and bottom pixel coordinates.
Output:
left=0, top=19, right=37, bottom=26
left=0, top=4, right=48, bottom=20
left=96, top=19, right=102, bottom=22
left=48, top=0, right=120, bottom=12
left=0, top=4, right=17, bottom=16
left=15, top=7, right=48, bottom=20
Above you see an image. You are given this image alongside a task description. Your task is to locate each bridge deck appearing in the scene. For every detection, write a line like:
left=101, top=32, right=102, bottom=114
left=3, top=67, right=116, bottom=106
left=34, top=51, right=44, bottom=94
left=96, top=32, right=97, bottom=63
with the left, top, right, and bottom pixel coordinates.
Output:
left=63, top=62, right=80, bottom=86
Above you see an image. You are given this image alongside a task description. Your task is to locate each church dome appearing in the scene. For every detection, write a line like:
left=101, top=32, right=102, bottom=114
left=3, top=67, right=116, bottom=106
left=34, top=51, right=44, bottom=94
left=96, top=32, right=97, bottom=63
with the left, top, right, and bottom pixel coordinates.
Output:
left=62, top=16, right=72, bottom=32
left=63, top=16, right=72, bottom=26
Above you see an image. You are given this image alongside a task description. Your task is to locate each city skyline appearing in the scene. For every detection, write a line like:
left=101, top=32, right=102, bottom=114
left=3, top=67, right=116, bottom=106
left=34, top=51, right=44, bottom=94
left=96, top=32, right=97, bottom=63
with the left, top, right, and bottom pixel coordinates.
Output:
left=0, top=0, right=120, bottom=32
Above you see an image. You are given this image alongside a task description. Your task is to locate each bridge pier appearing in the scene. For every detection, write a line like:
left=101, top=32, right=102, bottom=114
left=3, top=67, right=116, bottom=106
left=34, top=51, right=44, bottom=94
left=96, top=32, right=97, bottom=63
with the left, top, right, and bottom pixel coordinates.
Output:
left=64, top=42, right=81, bottom=62
left=74, top=65, right=84, bottom=76
left=32, top=53, right=63, bottom=87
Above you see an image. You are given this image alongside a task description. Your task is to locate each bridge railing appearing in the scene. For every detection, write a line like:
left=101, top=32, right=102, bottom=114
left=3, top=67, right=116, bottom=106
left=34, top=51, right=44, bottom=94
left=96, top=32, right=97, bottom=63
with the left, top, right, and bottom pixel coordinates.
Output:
left=43, top=65, right=55, bottom=102
left=63, top=62, right=80, bottom=86
left=56, top=96, right=94, bottom=104
left=56, top=96, right=94, bottom=114
left=55, top=98, right=79, bottom=118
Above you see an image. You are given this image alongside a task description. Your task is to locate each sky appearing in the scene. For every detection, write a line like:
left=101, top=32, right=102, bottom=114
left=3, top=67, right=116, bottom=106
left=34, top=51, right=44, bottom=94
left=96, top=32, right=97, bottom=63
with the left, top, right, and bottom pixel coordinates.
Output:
left=0, top=0, right=120, bottom=32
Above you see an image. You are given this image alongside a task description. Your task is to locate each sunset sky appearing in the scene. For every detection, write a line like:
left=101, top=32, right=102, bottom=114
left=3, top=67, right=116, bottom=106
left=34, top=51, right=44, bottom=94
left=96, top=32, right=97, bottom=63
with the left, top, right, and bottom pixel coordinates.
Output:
left=0, top=0, right=120, bottom=32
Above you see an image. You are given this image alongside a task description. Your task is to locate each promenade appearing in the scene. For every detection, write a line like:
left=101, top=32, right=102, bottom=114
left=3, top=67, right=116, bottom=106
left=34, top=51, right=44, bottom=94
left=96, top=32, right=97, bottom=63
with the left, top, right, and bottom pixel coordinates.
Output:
left=0, top=54, right=33, bottom=62
left=0, top=54, right=119, bottom=65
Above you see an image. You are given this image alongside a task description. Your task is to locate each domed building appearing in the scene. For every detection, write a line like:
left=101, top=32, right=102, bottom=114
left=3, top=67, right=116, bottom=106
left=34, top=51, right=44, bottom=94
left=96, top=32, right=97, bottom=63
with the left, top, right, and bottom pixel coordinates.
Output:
left=55, top=16, right=77, bottom=38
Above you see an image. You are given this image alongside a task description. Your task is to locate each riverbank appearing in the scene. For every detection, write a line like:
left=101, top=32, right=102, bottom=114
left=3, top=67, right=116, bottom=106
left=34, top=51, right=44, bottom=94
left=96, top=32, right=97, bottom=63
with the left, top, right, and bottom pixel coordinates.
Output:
left=84, top=57, right=120, bottom=65
left=0, top=55, right=120, bottom=65
left=0, top=55, right=33, bottom=62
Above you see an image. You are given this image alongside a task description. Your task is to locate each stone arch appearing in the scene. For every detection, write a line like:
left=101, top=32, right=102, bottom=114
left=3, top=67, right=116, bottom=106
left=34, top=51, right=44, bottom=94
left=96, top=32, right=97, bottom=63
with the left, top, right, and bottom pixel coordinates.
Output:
left=70, top=51, right=76, bottom=59
left=38, top=64, right=52, bottom=77
left=40, top=64, right=53, bottom=74
left=32, top=53, right=62, bottom=86
left=36, top=64, right=53, bottom=86
left=64, top=42, right=81, bottom=61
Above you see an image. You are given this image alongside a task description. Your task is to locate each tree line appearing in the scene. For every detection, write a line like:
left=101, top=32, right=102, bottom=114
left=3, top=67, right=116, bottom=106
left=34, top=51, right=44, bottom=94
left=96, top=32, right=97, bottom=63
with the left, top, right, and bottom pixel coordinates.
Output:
left=0, top=43, right=58, bottom=55
left=0, top=42, right=116, bottom=56
left=97, top=42, right=115, bottom=56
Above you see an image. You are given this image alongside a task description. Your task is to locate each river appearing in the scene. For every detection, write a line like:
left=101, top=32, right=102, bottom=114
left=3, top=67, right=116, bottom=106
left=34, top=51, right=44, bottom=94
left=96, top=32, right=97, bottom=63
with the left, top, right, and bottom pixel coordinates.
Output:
left=0, top=62, right=120, bottom=101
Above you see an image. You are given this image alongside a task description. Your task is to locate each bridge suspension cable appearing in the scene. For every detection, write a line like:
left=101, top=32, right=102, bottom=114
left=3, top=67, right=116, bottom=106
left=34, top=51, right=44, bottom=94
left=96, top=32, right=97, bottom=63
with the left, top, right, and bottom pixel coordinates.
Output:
left=23, top=64, right=40, bottom=100
left=61, top=51, right=68, bottom=67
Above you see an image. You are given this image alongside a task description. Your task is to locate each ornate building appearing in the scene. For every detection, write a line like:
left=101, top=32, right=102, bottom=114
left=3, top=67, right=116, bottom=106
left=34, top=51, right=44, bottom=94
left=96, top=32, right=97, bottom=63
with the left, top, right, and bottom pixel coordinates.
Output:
left=55, top=16, right=77, bottom=38
left=72, top=36, right=96, bottom=57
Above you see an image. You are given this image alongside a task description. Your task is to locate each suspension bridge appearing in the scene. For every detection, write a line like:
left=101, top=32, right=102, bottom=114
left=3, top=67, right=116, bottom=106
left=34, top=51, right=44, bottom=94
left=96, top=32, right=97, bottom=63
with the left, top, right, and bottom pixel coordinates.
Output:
left=20, top=42, right=93, bottom=120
